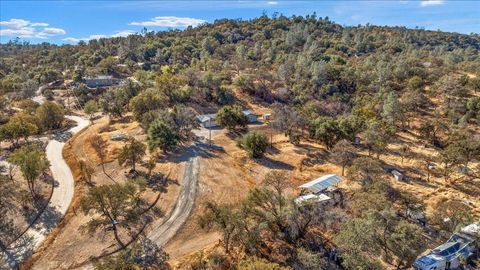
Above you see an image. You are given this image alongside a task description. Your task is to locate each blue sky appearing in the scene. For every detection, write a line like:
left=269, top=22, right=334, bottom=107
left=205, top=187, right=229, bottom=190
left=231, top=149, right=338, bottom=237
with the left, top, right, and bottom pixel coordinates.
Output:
left=1, top=1, right=479, bottom=44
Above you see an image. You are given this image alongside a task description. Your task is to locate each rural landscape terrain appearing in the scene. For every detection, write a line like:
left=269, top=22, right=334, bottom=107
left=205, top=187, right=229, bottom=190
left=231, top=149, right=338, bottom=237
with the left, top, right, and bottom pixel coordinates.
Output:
left=1, top=3, right=480, bottom=270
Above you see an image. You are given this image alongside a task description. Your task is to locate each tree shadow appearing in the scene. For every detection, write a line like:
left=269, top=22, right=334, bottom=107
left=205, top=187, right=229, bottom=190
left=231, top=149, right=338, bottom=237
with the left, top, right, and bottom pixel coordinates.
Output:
left=32, top=204, right=63, bottom=233
left=145, top=172, right=179, bottom=194
left=254, top=156, right=294, bottom=170
left=450, top=178, right=480, bottom=197
left=2, top=233, right=35, bottom=269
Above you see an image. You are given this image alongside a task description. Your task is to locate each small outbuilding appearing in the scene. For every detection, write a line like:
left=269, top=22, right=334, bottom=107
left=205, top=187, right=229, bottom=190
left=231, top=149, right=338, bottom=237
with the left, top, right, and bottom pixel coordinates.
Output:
left=262, top=113, right=271, bottom=121
left=242, top=110, right=257, bottom=123
left=391, top=170, right=404, bottom=181
left=196, top=114, right=218, bottom=128
left=294, top=193, right=331, bottom=205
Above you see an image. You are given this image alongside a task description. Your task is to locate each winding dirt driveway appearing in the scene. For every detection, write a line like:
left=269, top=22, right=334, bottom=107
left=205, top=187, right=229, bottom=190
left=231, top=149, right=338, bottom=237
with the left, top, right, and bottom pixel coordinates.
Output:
left=0, top=92, right=89, bottom=269
left=148, top=145, right=200, bottom=248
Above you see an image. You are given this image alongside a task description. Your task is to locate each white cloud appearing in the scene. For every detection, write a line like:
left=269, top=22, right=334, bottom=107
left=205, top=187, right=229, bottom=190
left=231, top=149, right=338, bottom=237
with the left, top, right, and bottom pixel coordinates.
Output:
left=0, top=18, right=65, bottom=38
left=420, top=0, right=445, bottom=7
left=0, top=19, right=30, bottom=29
left=38, top=27, right=66, bottom=37
left=129, top=16, right=206, bottom=28
left=31, top=22, right=49, bottom=27
left=0, top=27, right=35, bottom=37
left=267, top=1, right=278, bottom=5
left=111, top=30, right=136, bottom=37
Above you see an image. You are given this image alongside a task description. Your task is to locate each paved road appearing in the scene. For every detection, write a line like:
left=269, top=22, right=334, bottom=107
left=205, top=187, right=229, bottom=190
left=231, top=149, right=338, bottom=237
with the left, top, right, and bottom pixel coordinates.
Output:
left=147, top=146, right=200, bottom=247
left=0, top=93, right=89, bottom=269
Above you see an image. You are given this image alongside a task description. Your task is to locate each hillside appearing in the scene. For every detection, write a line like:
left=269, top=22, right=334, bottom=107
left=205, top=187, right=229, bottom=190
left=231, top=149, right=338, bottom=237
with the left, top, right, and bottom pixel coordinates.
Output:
left=1, top=15, right=480, bottom=270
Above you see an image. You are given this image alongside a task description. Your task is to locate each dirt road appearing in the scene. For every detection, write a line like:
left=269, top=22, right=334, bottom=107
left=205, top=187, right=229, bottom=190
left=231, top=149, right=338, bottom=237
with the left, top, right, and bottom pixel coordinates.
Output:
left=148, top=146, right=200, bottom=248
left=0, top=114, right=89, bottom=269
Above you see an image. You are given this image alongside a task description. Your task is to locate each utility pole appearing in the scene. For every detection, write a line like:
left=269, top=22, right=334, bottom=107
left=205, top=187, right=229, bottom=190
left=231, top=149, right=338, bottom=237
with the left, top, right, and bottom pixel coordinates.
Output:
left=267, top=120, right=272, bottom=148
left=209, top=118, right=212, bottom=147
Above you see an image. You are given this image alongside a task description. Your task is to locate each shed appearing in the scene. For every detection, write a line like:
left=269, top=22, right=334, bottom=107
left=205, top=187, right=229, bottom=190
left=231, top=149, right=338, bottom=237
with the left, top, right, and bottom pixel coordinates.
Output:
left=242, top=110, right=257, bottom=123
left=391, top=170, right=404, bottom=181
left=196, top=114, right=218, bottom=128
left=294, top=193, right=331, bottom=205
left=299, top=174, right=342, bottom=193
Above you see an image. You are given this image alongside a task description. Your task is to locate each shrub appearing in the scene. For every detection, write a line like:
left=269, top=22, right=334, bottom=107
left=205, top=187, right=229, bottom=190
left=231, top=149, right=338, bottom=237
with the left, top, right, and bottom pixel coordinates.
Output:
left=238, top=132, right=268, bottom=158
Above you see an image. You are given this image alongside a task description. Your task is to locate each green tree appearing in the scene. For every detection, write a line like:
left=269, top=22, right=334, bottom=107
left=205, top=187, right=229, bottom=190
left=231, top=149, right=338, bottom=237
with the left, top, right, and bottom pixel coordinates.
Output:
left=333, top=214, right=382, bottom=270
left=381, top=91, right=402, bottom=131
left=35, top=101, right=65, bottom=130
left=238, top=131, right=269, bottom=158
left=83, top=100, right=98, bottom=120
left=440, top=144, right=461, bottom=183
left=363, top=119, right=389, bottom=158
left=0, top=117, right=37, bottom=146
left=80, top=181, right=145, bottom=247
left=198, top=202, right=240, bottom=253
left=128, top=89, right=166, bottom=121
left=147, top=119, right=180, bottom=153
left=216, top=105, right=248, bottom=131
left=311, top=116, right=341, bottom=150
left=118, top=138, right=146, bottom=172
left=155, top=66, right=184, bottom=102
left=9, top=144, right=49, bottom=199
left=388, top=220, right=424, bottom=269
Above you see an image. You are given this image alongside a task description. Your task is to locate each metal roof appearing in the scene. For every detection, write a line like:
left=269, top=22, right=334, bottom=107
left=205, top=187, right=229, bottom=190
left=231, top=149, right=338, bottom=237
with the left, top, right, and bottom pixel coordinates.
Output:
left=299, top=174, right=342, bottom=193
left=242, top=110, right=255, bottom=116
left=196, top=114, right=216, bottom=123
left=414, top=254, right=443, bottom=268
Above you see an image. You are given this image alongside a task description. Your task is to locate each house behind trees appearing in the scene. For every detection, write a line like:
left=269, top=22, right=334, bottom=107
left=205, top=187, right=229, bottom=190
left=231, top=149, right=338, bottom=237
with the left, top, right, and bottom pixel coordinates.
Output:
left=84, top=75, right=120, bottom=88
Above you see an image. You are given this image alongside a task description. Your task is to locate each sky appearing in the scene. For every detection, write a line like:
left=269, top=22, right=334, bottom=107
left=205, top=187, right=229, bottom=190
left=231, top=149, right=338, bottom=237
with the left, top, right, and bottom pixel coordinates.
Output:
left=1, top=0, right=479, bottom=44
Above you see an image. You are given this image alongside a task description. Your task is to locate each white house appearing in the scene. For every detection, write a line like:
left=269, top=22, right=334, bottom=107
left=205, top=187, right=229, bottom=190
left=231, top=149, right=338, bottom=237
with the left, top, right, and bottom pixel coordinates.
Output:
left=196, top=114, right=218, bottom=128
left=242, top=110, right=257, bottom=123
